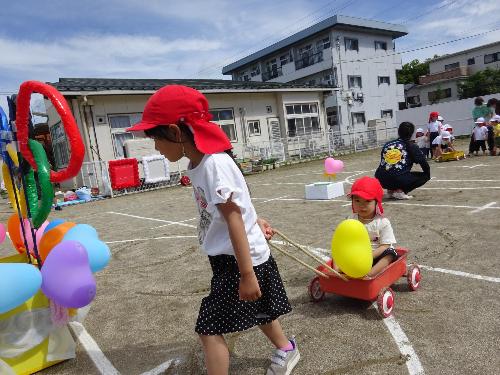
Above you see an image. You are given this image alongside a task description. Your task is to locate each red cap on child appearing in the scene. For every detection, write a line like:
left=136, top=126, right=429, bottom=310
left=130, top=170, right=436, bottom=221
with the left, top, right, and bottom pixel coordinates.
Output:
left=127, top=85, right=232, bottom=154
left=348, top=176, right=384, bottom=215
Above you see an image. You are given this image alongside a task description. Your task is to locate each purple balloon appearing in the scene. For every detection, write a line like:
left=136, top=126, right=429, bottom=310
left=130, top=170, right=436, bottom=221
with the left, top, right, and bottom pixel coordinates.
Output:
left=41, top=240, right=96, bottom=308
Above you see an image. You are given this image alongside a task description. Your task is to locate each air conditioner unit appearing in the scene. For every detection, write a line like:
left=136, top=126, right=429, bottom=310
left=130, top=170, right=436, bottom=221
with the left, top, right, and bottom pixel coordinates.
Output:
left=356, top=92, right=363, bottom=99
left=345, top=91, right=352, bottom=99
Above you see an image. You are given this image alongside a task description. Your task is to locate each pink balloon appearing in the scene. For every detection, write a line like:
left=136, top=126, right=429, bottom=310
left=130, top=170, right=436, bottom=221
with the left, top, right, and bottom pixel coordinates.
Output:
left=325, top=158, right=344, bottom=174
left=19, top=219, right=35, bottom=252
left=36, top=221, right=50, bottom=249
left=0, top=223, right=6, bottom=244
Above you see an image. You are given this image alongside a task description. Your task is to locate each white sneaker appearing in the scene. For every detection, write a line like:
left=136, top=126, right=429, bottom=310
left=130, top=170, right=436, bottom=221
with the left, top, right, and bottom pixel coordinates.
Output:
left=392, top=191, right=413, bottom=200
left=384, top=190, right=394, bottom=199
left=266, top=337, right=300, bottom=375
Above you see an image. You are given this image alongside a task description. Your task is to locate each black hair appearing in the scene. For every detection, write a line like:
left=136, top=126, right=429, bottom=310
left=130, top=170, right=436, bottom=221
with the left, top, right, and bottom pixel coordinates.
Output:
left=144, top=123, right=242, bottom=173
left=398, top=121, right=416, bottom=160
left=486, top=98, right=497, bottom=108
left=474, top=97, right=484, bottom=106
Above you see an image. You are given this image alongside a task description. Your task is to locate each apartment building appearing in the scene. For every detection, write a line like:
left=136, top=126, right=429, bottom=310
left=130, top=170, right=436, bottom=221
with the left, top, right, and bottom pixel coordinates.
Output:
left=222, top=15, right=408, bottom=135
left=406, top=41, right=500, bottom=107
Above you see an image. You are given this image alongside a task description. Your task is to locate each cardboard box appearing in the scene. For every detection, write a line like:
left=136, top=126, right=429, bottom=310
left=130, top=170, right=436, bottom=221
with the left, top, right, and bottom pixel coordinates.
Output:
left=305, top=182, right=344, bottom=200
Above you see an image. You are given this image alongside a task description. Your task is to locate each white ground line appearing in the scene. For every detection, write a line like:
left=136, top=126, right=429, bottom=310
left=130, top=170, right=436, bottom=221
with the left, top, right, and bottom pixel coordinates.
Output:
left=252, top=197, right=500, bottom=211
left=419, top=187, right=500, bottom=190
left=260, top=195, right=290, bottom=204
left=430, top=179, right=500, bottom=182
left=436, top=164, right=490, bottom=169
left=106, top=235, right=197, bottom=244
left=270, top=240, right=425, bottom=375
left=139, top=359, right=179, bottom=375
left=419, top=265, right=500, bottom=283
left=469, top=201, right=498, bottom=214
left=107, top=211, right=197, bottom=228
left=151, top=217, right=197, bottom=230
left=69, top=322, right=121, bottom=375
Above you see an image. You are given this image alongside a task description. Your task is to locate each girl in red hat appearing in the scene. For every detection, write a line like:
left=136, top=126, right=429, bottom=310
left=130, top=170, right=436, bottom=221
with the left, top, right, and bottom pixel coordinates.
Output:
left=128, top=85, right=299, bottom=375
left=347, top=176, right=398, bottom=277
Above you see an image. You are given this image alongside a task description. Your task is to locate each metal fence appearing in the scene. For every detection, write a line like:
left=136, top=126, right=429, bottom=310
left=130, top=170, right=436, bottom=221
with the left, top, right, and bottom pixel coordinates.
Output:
left=240, top=126, right=398, bottom=162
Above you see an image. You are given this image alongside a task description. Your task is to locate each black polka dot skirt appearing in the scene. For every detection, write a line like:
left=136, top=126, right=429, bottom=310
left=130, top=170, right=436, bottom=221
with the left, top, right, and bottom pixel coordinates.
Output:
left=195, top=254, right=292, bottom=335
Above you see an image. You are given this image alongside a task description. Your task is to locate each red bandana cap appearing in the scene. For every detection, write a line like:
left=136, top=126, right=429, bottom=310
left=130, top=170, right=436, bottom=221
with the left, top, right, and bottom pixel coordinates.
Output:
left=348, top=176, right=384, bottom=215
left=127, top=85, right=232, bottom=154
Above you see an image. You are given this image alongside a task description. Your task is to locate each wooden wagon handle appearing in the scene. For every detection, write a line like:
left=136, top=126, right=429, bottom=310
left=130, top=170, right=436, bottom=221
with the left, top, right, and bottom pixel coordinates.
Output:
left=273, top=229, right=348, bottom=281
left=268, top=242, right=329, bottom=278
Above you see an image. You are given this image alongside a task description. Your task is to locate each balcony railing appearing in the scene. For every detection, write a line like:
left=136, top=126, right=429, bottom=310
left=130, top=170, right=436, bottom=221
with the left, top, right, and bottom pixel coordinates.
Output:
left=419, top=66, right=470, bottom=85
left=262, top=66, right=283, bottom=82
left=295, top=51, right=324, bottom=70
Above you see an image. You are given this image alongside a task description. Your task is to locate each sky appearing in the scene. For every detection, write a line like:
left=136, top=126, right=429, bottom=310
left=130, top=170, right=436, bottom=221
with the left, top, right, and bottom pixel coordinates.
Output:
left=0, top=0, right=499, bottom=113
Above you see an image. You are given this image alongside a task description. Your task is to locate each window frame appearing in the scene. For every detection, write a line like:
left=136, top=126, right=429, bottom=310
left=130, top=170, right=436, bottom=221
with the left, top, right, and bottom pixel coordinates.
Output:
left=348, top=75, right=362, bottom=89
left=351, top=112, right=366, bottom=125
left=247, top=120, right=261, bottom=136
left=284, top=102, right=321, bottom=137
left=444, top=62, right=459, bottom=71
left=108, top=113, right=142, bottom=159
left=381, top=109, right=393, bottom=118
left=209, top=108, right=238, bottom=143
left=427, top=88, right=452, bottom=102
left=378, top=76, right=391, bottom=85
left=484, top=52, right=499, bottom=64
left=374, top=40, right=387, bottom=51
left=344, top=37, right=359, bottom=52
left=467, top=57, right=475, bottom=65
left=50, top=121, right=70, bottom=169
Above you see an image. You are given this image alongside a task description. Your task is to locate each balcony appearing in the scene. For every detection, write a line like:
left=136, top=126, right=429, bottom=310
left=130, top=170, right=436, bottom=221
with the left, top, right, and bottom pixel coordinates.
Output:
left=419, top=66, right=470, bottom=85
left=262, top=67, right=283, bottom=82
left=295, top=51, right=324, bottom=70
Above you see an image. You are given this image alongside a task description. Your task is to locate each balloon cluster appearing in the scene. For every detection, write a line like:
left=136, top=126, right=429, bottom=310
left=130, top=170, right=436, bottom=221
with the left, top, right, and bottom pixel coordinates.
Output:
left=0, top=81, right=108, bottom=315
left=331, top=219, right=372, bottom=278
left=324, top=157, right=344, bottom=179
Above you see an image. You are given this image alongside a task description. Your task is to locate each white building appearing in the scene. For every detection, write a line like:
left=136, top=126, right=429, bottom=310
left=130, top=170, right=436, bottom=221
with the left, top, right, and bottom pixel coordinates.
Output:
left=46, top=78, right=332, bottom=177
left=222, top=15, right=407, bottom=134
left=406, top=41, right=500, bottom=107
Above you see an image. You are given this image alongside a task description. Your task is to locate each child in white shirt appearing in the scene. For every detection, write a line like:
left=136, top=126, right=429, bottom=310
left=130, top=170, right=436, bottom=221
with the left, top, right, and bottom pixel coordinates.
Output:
left=472, top=118, right=488, bottom=155
left=415, top=128, right=429, bottom=158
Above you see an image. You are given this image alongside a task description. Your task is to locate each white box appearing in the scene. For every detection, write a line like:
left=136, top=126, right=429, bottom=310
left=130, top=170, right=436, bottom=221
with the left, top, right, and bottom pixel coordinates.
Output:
left=305, top=182, right=344, bottom=200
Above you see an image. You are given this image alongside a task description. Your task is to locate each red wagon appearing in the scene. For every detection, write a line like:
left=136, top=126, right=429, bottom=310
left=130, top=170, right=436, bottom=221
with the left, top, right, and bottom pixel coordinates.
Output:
left=308, top=248, right=421, bottom=317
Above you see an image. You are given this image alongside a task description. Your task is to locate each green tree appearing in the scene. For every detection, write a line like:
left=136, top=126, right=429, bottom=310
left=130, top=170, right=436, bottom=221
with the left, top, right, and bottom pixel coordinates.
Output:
left=457, top=68, right=500, bottom=99
left=397, top=59, right=430, bottom=84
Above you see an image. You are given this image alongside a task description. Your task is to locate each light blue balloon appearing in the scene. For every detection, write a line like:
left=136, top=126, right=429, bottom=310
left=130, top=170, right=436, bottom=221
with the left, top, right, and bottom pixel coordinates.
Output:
left=64, top=224, right=98, bottom=239
left=45, top=219, right=65, bottom=234
left=0, top=263, right=42, bottom=314
left=63, top=224, right=110, bottom=272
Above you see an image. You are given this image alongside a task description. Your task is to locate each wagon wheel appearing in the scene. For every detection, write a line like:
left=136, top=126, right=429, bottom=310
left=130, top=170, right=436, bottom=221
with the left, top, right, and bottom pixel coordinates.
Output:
left=376, top=287, right=395, bottom=318
left=308, top=277, right=325, bottom=302
left=180, top=175, right=191, bottom=186
left=407, top=264, right=422, bottom=291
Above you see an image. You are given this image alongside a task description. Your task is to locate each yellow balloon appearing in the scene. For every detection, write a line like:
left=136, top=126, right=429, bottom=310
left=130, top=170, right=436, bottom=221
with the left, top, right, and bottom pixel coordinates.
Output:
left=331, top=219, right=372, bottom=278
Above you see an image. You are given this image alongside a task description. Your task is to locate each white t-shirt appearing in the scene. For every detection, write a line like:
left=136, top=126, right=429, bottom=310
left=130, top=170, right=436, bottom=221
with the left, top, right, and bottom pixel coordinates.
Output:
left=428, top=121, right=441, bottom=133
left=350, top=214, right=397, bottom=250
left=473, top=126, right=488, bottom=141
left=415, top=135, right=429, bottom=148
left=432, top=135, right=450, bottom=145
left=186, top=152, right=270, bottom=266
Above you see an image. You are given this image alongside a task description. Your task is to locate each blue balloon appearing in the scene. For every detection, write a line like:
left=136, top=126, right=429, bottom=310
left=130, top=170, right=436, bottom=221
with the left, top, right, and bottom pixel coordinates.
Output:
left=45, top=219, right=65, bottom=234
left=0, top=263, right=42, bottom=314
left=63, top=224, right=110, bottom=272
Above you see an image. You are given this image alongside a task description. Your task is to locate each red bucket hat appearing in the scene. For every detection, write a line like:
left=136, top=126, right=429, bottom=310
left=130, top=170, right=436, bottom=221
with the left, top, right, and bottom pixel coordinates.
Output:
left=127, top=85, right=232, bottom=154
left=348, top=176, right=384, bottom=215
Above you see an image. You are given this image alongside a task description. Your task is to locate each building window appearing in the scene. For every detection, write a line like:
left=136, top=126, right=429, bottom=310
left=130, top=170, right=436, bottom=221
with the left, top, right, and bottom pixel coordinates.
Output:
left=243, top=75, right=250, bottom=81
left=348, top=75, right=362, bottom=88
left=209, top=108, right=237, bottom=142
left=381, top=109, right=393, bottom=118
left=444, top=62, right=459, bottom=70
left=109, top=114, right=142, bottom=158
left=407, top=95, right=420, bottom=105
left=50, top=121, right=70, bottom=169
left=326, top=107, right=339, bottom=127
left=484, top=52, right=500, bottom=64
left=345, top=37, right=359, bottom=51
left=467, top=57, right=475, bottom=65
left=250, top=65, right=260, bottom=77
left=285, top=103, right=320, bottom=137
left=427, top=88, right=452, bottom=103
left=351, top=112, right=366, bottom=125
left=316, top=37, right=331, bottom=51
left=280, top=54, right=289, bottom=66
left=247, top=120, right=261, bottom=136
left=378, top=76, right=390, bottom=85
left=374, top=41, right=387, bottom=50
